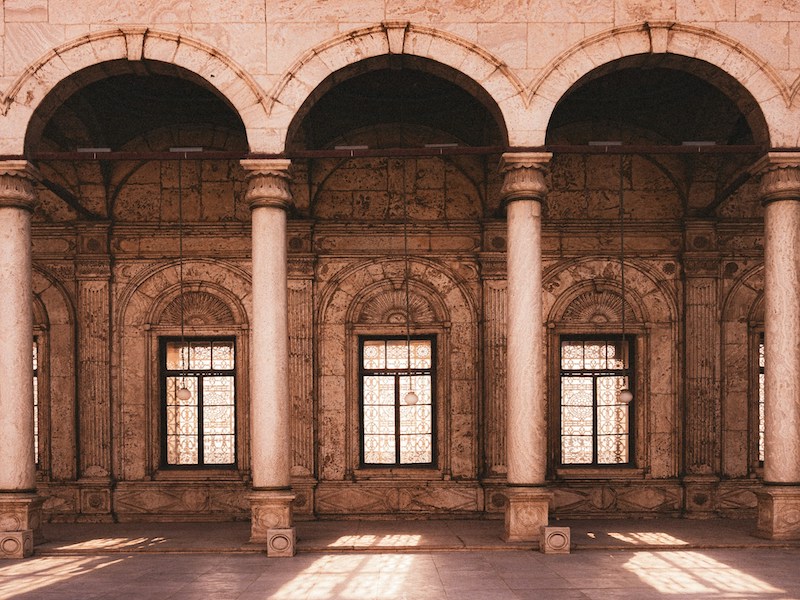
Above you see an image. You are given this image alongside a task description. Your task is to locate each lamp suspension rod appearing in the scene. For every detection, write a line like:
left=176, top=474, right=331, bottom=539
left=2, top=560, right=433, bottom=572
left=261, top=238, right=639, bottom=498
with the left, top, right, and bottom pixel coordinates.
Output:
left=619, top=153, right=626, bottom=347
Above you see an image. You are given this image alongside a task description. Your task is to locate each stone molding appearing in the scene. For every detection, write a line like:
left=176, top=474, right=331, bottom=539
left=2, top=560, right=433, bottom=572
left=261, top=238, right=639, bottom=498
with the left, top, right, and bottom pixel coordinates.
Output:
left=499, top=153, right=552, bottom=204
left=241, top=159, right=293, bottom=211
left=0, top=161, right=38, bottom=211
left=753, top=153, right=800, bottom=205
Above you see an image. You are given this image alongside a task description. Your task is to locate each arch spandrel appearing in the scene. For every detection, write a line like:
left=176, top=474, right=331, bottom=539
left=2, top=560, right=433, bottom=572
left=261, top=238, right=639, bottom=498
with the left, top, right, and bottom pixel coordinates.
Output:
left=2, top=28, right=268, bottom=155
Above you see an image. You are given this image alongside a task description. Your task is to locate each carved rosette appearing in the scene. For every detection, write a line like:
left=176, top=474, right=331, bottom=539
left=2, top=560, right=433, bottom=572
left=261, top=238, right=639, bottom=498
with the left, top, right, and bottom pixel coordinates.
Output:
left=753, top=153, right=800, bottom=205
left=499, top=152, right=552, bottom=204
left=241, top=159, right=293, bottom=211
left=0, top=161, right=38, bottom=211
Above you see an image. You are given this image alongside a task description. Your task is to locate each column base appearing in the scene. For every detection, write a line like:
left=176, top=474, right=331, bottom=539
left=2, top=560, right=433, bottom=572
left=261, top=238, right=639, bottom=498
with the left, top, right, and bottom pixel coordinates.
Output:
left=503, top=487, right=551, bottom=542
left=756, top=486, right=800, bottom=539
left=249, top=489, right=296, bottom=545
left=0, top=492, right=44, bottom=558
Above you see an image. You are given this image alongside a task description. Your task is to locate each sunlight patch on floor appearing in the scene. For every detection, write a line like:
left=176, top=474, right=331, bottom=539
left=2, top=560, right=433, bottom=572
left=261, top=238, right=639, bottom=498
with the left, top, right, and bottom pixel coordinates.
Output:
left=0, top=556, right=125, bottom=597
left=607, top=531, right=689, bottom=545
left=624, top=551, right=784, bottom=595
left=269, top=553, right=415, bottom=599
left=328, top=534, right=422, bottom=548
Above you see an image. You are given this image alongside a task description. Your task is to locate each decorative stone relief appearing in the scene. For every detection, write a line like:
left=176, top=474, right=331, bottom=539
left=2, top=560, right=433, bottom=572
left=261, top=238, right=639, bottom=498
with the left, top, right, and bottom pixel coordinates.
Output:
left=158, top=291, right=235, bottom=325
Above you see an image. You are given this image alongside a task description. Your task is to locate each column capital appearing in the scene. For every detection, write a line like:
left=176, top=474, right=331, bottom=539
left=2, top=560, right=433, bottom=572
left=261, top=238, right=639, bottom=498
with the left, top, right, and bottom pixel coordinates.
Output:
left=499, top=152, right=552, bottom=204
left=241, top=158, right=293, bottom=211
left=0, top=160, right=39, bottom=211
left=752, top=152, right=800, bottom=205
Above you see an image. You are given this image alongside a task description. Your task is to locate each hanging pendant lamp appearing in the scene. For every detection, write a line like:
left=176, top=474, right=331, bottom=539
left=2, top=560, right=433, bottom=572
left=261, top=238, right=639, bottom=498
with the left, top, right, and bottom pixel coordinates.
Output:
left=618, top=153, right=633, bottom=404
left=402, top=161, right=418, bottom=406
left=176, top=157, right=192, bottom=402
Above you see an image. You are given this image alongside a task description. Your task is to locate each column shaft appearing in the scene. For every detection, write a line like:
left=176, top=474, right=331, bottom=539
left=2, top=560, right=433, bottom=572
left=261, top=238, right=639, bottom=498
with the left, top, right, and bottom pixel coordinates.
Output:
left=0, top=164, right=36, bottom=492
left=506, top=199, right=545, bottom=484
left=250, top=205, right=291, bottom=489
left=763, top=199, right=800, bottom=483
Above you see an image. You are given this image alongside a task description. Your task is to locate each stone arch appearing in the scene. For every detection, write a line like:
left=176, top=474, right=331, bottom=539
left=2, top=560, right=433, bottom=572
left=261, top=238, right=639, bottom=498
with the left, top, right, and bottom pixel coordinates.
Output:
left=115, top=259, right=251, bottom=481
left=529, top=22, right=783, bottom=146
left=721, top=262, right=764, bottom=479
left=543, top=257, right=680, bottom=479
left=118, top=259, right=251, bottom=328
left=32, top=265, right=77, bottom=483
left=544, top=257, right=677, bottom=325
left=269, top=22, right=522, bottom=152
left=315, top=257, right=480, bottom=492
left=1, top=28, right=269, bottom=154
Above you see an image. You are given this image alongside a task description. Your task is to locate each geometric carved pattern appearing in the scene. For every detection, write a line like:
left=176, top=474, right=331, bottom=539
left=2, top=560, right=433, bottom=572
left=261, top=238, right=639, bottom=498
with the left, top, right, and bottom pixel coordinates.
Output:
left=357, top=289, right=436, bottom=324
left=562, top=290, right=635, bottom=324
left=159, top=291, right=235, bottom=325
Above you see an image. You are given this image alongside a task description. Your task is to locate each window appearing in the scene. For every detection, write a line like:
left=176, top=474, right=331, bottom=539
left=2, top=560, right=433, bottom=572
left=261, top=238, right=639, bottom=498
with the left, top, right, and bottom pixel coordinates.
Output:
left=359, top=337, right=435, bottom=466
left=559, top=336, right=634, bottom=466
left=758, top=333, right=765, bottom=464
left=33, top=338, right=39, bottom=466
left=161, top=338, right=236, bottom=468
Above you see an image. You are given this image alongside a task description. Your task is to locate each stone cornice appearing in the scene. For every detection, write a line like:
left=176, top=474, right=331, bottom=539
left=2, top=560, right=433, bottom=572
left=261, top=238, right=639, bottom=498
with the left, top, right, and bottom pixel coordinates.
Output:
left=499, top=152, right=552, bottom=204
left=752, top=153, right=800, bottom=205
left=241, top=159, right=293, bottom=210
left=0, top=160, right=39, bottom=211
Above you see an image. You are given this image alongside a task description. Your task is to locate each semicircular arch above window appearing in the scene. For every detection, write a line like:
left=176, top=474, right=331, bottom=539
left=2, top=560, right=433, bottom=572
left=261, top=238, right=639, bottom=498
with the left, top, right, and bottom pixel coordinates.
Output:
left=562, top=289, right=637, bottom=324
left=158, top=291, right=235, bottom=326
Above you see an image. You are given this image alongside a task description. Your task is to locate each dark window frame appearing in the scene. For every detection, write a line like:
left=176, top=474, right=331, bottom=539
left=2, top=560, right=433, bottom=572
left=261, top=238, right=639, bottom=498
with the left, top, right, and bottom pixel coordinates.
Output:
left=358, top=334, right=437, bottom=468
left=558, top=334, right=636, bottom=468
left=159, top=336, right=237, bottom=470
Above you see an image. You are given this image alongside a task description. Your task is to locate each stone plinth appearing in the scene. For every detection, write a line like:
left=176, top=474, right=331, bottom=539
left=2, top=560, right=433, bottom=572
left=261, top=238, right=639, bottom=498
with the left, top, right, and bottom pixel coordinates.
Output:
left=249, top=490, right=296, bottom=545
left=683, top=475, right=719, bottom=518
left=0, top=493, right=44, bottom=558
left=503, top=487, right=551, bottom=542
left=755, top=487, right=800, bottom=539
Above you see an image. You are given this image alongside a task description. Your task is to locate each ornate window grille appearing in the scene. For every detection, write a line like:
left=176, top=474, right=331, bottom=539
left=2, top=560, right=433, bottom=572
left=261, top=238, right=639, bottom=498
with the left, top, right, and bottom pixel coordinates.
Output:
left=559, top=336, right=634, bottom=466
left=160, top=338, right=236, bottom=467
left=359, top=336, right=435, bottom=467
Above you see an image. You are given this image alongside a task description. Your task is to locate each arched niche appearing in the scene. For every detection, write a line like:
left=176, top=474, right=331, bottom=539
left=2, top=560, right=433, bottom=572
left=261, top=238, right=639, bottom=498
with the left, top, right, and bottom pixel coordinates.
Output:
left=544, top=258, right=679, bottom=479
left=720, top=263, right=764, bottom=478
left=32, top=266, right=77, bottom=485
left=115, top=259, right=251, bottom=481
left=316, top=257, right=479, bottom=488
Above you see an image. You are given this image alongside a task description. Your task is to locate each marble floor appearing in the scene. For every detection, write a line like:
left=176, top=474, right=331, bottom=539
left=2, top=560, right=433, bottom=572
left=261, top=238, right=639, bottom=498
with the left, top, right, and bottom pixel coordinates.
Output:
left=2, top=518, right=800, bottom=599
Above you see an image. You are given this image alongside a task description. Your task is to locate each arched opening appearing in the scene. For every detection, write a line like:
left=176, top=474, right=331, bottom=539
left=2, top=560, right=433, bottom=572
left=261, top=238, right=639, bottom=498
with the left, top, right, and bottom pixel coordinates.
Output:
left=546, top=56, right=769, bottom=220
left=25, top=60, right=248, bottom=223
left=286, top=56, right=507, bottom=219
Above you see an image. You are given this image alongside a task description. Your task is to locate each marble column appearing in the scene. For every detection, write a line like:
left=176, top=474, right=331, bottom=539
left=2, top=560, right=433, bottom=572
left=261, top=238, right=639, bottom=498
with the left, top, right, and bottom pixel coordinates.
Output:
left=500, top=152, right=552, bottom=542
left=241, top=159, right=296, bottom=556
left=0, top=161, right=42, bottom=558
left=754, top=153, right=800, bottom=539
